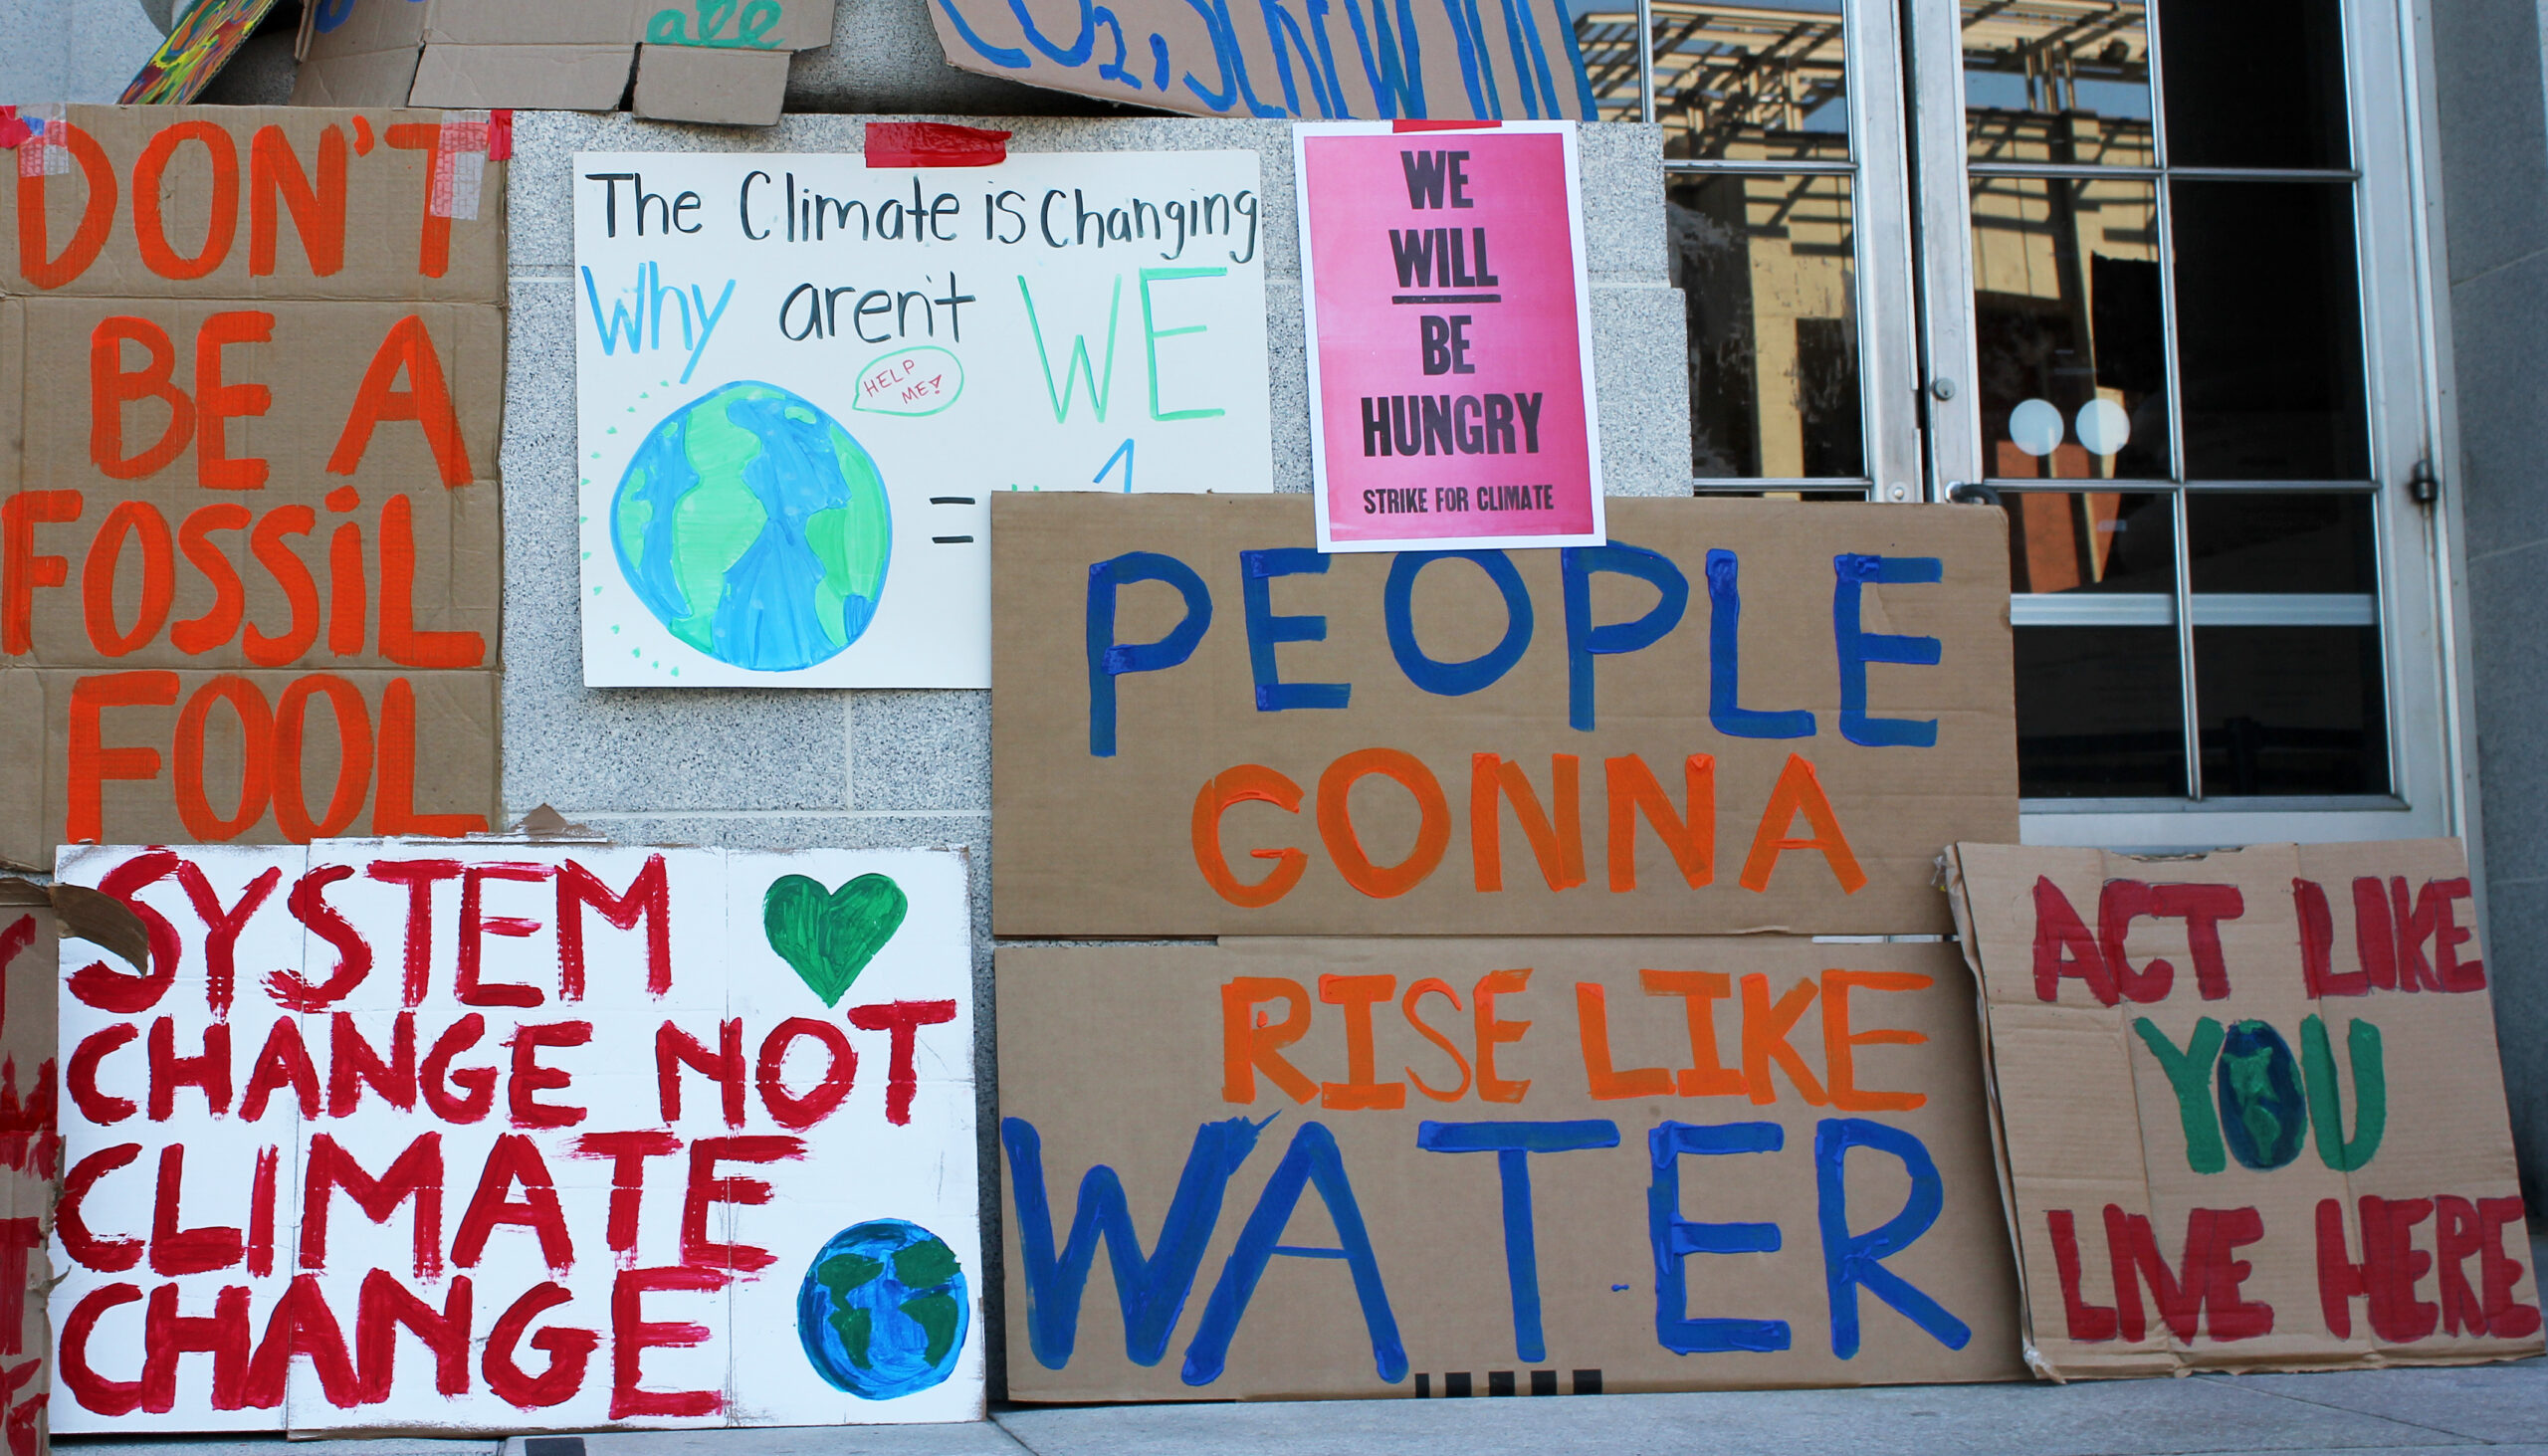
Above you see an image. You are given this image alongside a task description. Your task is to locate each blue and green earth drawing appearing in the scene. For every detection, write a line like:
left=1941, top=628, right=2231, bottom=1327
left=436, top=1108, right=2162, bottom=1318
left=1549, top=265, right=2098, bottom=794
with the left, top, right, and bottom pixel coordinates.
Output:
left=611, top=380, right=891, bottom=672
left=796, top=1218, right=968, bottom=1399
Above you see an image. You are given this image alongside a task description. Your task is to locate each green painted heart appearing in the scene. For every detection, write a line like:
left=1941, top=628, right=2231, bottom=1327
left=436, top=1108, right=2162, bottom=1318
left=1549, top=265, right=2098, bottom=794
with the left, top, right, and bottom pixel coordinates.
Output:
left=763, top=873, right=908, bottom=1007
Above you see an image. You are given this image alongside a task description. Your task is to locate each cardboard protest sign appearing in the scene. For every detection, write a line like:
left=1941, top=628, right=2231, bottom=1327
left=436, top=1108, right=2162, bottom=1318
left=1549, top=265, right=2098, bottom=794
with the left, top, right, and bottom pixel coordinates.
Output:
left=49, top=841, right=981, bottom=1431
left=119, top=0, right=288, bottom=104
left=992, top=494, right=2016, bottom=937
left=1946, top=840, right=2545, bottom=1377
left=0, top=106, right=507, bottom=871
left=1298, top=123, right=1600, bottom=552
left=997, top=936, right=2022, bottom=1401
left=574, top=149, right=1271, bottom=690
left=928, top=0, right=1594, bottom=122
left=295, top=0, right=840, bottom=125
left=0, top=883, right=61, bottom=1456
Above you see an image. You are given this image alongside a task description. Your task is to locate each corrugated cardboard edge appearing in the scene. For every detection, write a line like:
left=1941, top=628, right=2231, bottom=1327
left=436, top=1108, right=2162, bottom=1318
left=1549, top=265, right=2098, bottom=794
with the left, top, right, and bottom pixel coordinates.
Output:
left=1944, top=845, right=2056, bottom=1381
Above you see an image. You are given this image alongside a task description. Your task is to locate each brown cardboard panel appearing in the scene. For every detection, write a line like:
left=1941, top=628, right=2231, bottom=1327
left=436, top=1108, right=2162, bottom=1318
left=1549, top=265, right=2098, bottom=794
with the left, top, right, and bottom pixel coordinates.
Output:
left=990, top=494, right=2017, bottom=938
left=419, top=0, right=644, bottom=44
left=0, top=473, right=502, bottom=673
left=0, top=666, right=500, bottom=873
left=0, top=303, right=19, bottom=502
left=0, top=106, right=503, bottom=876
left=1947, top=840, right=2545, bottom=1378
left=0, top=674, right=40, bottom=871
left=0, top=107, right=506, bottom=306
left=997, top=936, right=2023, bottom=1401
left=929, top=0, right=1589, bottom=120
left=288, top=47, right=428, bottom=108
left=301, top=0, right=836, bottom=115
left=409, top=43, right=638, bottom=110
left=631, top=44, right=791, bottom=126
left=9, top=296, right=504, bottom=494
left=0, top=880, right=53, bottom=1454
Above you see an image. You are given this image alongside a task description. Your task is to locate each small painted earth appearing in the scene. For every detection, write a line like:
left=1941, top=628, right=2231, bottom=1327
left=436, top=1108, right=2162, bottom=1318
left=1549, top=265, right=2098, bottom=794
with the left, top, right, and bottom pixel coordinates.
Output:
left=2218, top=1019, right=2308, bottom=1169
left=611, top=380, right=891, bottom=672
left=796, top=1218, right=968, bottom=1399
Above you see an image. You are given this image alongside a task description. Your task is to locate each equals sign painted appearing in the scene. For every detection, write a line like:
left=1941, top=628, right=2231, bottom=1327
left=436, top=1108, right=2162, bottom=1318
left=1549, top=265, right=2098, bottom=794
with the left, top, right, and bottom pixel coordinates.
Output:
left=932, top=496, right=977, bottom=543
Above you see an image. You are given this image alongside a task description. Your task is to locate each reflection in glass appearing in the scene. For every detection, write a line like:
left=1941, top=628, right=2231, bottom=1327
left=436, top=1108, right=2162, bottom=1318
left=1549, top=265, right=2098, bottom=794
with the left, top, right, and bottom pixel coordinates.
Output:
left=1963, top=0, right=2154, bottom=165
left=1570, top=0, right=1851, bottom=157
left=2156, top=0, right=2350, bottom=169
left=2004, top=491, right=2173, bottom=593
left=1971, top=176, right=2167, bottom=479
left=1572, top=0, right=1648, bottom=122
left=1670, top=174, right=1863, bottom=477
left=2016, top=626, right=2186, bottom=796
left=2173, top=182, right=2368, bottom=480
left=2197, top=626, right=2388, bottom=795
left=2187, top=493, right=2376, bottom=592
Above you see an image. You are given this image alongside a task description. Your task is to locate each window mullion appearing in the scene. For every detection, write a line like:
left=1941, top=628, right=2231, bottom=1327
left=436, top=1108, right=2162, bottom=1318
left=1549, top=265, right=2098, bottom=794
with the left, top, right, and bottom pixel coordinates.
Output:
left=2171, top=488, right=2204, bottom=800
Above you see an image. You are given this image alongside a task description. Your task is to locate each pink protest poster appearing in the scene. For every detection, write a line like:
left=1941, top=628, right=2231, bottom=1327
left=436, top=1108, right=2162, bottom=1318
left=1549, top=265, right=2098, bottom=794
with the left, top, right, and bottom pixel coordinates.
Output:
left=1296, top=122, right=1603, bottom=552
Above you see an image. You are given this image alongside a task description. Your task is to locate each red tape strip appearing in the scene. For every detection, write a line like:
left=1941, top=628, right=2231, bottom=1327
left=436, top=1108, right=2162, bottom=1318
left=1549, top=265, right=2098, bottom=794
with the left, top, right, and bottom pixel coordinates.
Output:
left=865, top=121, right=1012, bottom=168
left=0, top=107, right=27, bottom=151
left=489, top=108, right=514, bottom=162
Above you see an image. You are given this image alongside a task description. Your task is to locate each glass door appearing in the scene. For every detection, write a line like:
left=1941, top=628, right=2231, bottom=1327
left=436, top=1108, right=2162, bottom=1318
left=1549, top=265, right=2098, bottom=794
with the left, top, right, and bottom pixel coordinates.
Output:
left=1910, top=0, right=2461, bottom=848
left=1573, top=0, right=2466, bottom=851
left=1574, top=0, right=1928, bottom=501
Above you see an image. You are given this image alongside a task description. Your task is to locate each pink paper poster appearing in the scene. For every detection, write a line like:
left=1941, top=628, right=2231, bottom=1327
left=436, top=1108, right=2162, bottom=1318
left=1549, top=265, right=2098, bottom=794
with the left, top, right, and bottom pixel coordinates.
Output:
left=1296, top=122, right=1603, bottom=551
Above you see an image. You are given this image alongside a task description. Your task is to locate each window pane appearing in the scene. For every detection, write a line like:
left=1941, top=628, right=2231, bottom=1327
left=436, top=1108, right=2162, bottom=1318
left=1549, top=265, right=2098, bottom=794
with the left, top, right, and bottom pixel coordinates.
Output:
left=1654, top=0, right=1850, bottom=160
left=1571, top=0, right=1647, bottom=122
left=2005, top=490, right=2174, bottom=593
left=2154, top=0, right=2350, bottom=170
left=2017, top=626, right=2187, bottom=796
left=2172, top=181, right=2368, bottom=480
left=1669, top=173, right=1864, bottom=477
left=1971, top=175, right=2168, bottom=479
left=1963, top=0, right=2154, bottom=165
left=2186, top=492, right=2376, bottom=592
left=2196, top=626, right=2388, bottom=794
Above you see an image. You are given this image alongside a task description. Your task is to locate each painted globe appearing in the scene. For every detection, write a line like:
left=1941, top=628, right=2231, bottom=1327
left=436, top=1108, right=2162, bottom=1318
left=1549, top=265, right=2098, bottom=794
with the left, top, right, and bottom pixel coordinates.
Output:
left=796, top=1218, right=967, bottom=1399
left=611, top=381, right=891, bottom=671
left=2217, top=1019, right=2309, bottom=1170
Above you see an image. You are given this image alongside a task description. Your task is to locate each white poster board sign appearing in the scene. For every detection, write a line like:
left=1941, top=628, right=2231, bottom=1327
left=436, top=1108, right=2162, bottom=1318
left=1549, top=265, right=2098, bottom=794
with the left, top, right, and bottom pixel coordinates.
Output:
left=49, top=842, right=979, bottom=1432
left=573, top=149, right=1273, bottom=688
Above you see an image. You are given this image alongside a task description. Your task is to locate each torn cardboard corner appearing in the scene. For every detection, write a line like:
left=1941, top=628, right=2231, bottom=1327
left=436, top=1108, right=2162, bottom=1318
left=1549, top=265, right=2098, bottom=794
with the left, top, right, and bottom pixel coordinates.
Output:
left=1946, top=839, right=2545, bottom=1379
left=41, top=885, right=145, bottom=979
left=506, top=804, right=601, bottom=840
left=295, top=0, right=838, bottom=123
